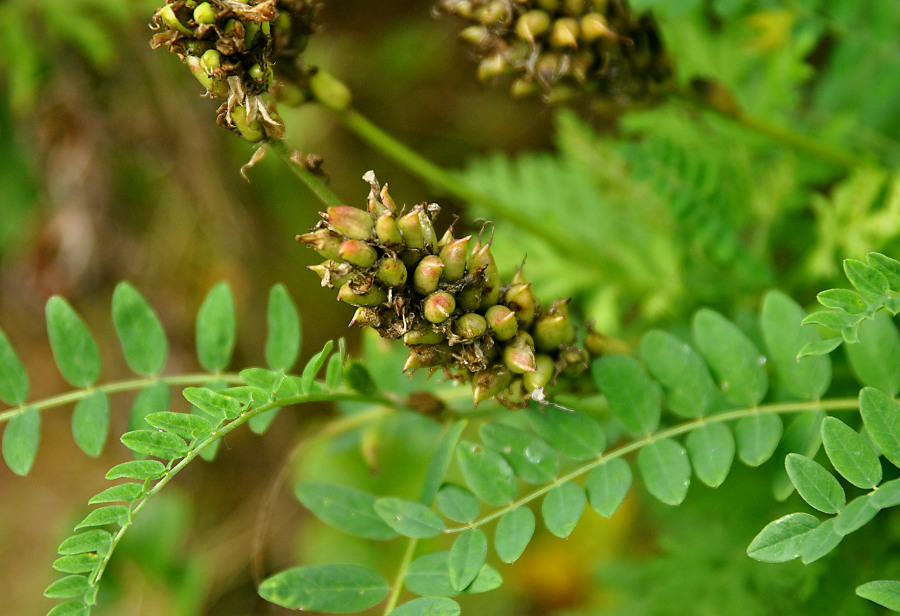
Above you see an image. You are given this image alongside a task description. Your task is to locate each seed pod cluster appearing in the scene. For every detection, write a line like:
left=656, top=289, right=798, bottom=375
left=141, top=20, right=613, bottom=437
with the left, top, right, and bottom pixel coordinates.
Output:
left=299, top=172, right=589, bottom=408
left=434, top=0, right=673, bottom=110
left=150, top=0, right=322, bottom=141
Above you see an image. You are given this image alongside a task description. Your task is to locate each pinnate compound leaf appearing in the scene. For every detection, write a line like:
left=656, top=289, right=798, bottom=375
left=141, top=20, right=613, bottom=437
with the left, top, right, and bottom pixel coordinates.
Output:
left=542, top=482, right=586, bottom=538
left=195, top=282, right=235, bottom=372
left=183, top=387, right=240, bottom=423
left=420, top=420, right=467, bottom=507
left=46, top=600, right=88, bottom=616
left=295, top=481, right=397, bottom=540
left=872, top=478, right=900, bottom=509
left=479, top=422, right=558, bottom=484
left=592, top=354, right=660, bottom=433
left=868, top=252, right=900, bottom=292
left=52, top=553, right=102, bottom=574
left=800, top=518, right=842, bottom=564
left=637, top=438, right=691, bottom=506
left=785, top=453, right=845, bottom=514
left=129, top=381, right=170, bottom=431
left=3, top=406, right=39, bottom=475
left=258, top=564, right=389, bottom=612
left=44, top=575, right=92, bottom=599
left=833, top=493, right=878, bottom=536
left=106, top=460, right=166, bottom=481
left=46, top=296, right=101, bottom=388
left=144, top=411, right=212, bottom=442
left=585, top=458, right=632, bottom=517
left=735, top=414, right=783, bottom=466
left=265, top=284, right=301, bottom=371
left=374, top=497, right=445, bottom=538
left=844, top=258, right=890, bottom=302
left=435, top=483, right=480, bottom=523
left=58, top=529, right=112, bottom=556
left=449, top=529, right=487, bottom=591
left=821, top=416, right=882, bottom=489
left=120, top=429, right=188, bottom=460
left=75, top=505, right=129, bottom=529
left=857, top=580, right=900, bottom=611
left=111, top=283, right=168, bottom=376
left=692, top=308, right=767, bottom=406
left=456, top=440, right=517, bottom=506
left=71, top=390, right=109, bottom=458
left=301, top=340, right=335, bottom=394
left=685, top=422, right=734, bottom=488
left=746, top=512, right=818, bottom=562
left=760, top=291, right=831, bottom=399
left=389, top=597, right=460, bottom=616
left=525, top=403, right=605, bottom=460
left=0, top=327, right=28, bottom=405
left=859, top=386, right=900, bottom=467
left=640, top=330, right=715, bottom=418
left=816, top=288, right=869, bottom=314
left=405, top=552, right=501, bottom=597
left=494, top=507, right=535, bottom=564
left=847, top=312, right=900, bottom=395
left=88, top=482, right=143, bottom=504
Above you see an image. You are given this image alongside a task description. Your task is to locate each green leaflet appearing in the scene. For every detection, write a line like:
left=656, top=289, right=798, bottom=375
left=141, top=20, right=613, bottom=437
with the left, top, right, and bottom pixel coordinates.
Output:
left=129, top=381, right=170, bottom=431
left=46, top=296, right=101, bottom=388
left=542, top=481, right=586, bottom=538
left=585, top=458, right=632, bottom=517
left=325, top=348, right=344, bottom=391
left=816, top=288, right=869, bottom=314
left=771, top=411, right=826, bottom=501
left=846, top=312, right=900, bottom=395
left=388, top=597, right=461, bottom=616
left=144, top=411, right=212, bottom=442
left=592, top=354, right=661, bottom=434
left=71, top=390, right=109, bottom=458
left=344, top=360, right=377, bottom=395
left=183, top=386, right=240, bottom=424
left=872, top=478, right=900, bottom=509
left=57, top=529, right=112, bottom=556
left=420, top=420, right=467, bottom=506
left=760, top=291, right=831, bottom=399
left=685, top=422, right=734, bottom=488
left=868, top=253, right=900, bottom=294
left=0, top=326, right=28, bottom=405
left=404, top=551, right=502, bottom=598
left=105, top=460, right=166, bottom=481
left=833, top=493, right=878, bottom=536
left=494, top=507, right=535, bottom=564
left=746, top=512, right=819, bottom=563
left=784, top=453, right=845, bottom=514
left=640, top=330, right=716, bottom=418
left=258, top=564, right=389, bottom=612
left=525, top=403, right=605, bottom=460
left=859, top=387, right=900, bottom=467
left=821, top=416, right=882, bottom=489
left=88, top=482, right=143, bottom=504
left=45, top=600, right=88, bottom=616
left=195, top=282, right=236, bottom=373
left=478, top=422, right=558, bottom=484
left=2, top=406, right=39, bottom=475
left=435, top=483, right=480, bottom=523
left=75, top=505, right=129, bottom=530
left=692, top=308, right=768, bottom=406
left=295, top=481, right=397, bottom=540
left=448, top=529, right=487, bottom=591
left=44, top=575, right=92, bottom=599
left=52, top=553, right=101, bottom=575
left=844, top=258, right=891, bottom=303
left=120, top=429, right=188, bottom=460
left=301, top=340, right=335, bottom=394
left=374, top=497, right=446, bottom=538
left=800, top=518, right=842, bottom=564
left=456, top=440, right=517, bottom=506
left=111, top=282, right=168, bottom=376
left=637, top=438, right=691, bottom=506
left=857, top=580, right=900, bottom=611
left=265, top=284, right=301, bottom=371
left=735, top=414, right=783, bottom=466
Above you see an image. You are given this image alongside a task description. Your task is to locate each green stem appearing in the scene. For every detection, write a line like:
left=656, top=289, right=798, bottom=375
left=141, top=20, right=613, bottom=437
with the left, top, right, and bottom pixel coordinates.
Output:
left=269, top=138, right=344, bottom=207
left=383, top=537, right=419, bottom=615
left=445, top=396, right=860, bottom=533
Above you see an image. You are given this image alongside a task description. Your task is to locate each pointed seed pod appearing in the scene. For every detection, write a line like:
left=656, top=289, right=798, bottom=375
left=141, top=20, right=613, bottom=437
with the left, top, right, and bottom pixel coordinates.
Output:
left=534, top=314, right=576, bottom=351
left=327, top=205, right=374, bottom=240
left=580, top=13, right=614, bottom=43
left=350, top=307, right=380, bottom=328
left=338, top=284, right=387, bottom=307
left=413, top=255, right=444, bottom=295
left=459, top=24, right=491, bottom=46
left=193, top=2, right=216, bottom=24
left=584, top=328, right=631, bottom=356
left=456, top=286, right=482, bottom=312
left=423, top=291, right=456, bottom=324
left=404, top=344, right=452, bottom=371
left=200, top=49, right=220, bottom=73
left=550, top=18, right=580, bottom=48
left=485, top=304, right=518, bottom=341
left=453, top=313, right=488, bottom=339
left=375, top=255, right=408, bottom=287
left=379, top=185, right=397, bottom=212
left=440, top=236, right=470, bottom=282
left=398, top=207, right=427, bottom=250
left=473, top=366, right=513, bottom=407
left=523, top=354, right=555, bottom=392
left=478, top=55, right=509, bottom=81
left=339, top=240, right=377, bottom=268
left=515, top=10, right=551, bottom=44
left=511, top=78, right=540, bottom=99
left=467, top=242, right=501, bottom=309
left=403, top=328, right=446, bottom=345
left=499, top=378, right=526, bottom=407
left=375, top=211, right=403, bottom=246
left=297, top=229, right=344, bottom=261
left=309, top=260, right=352, bottom=288
left=230, top=105, right=264, bottom=142
left=503, top=331, right=536, bottom=374
left=504, top=283, right=536, bottom=327
left=309, top=69, right=352, bottom=112
left=157, top=4, right=192, bottom=35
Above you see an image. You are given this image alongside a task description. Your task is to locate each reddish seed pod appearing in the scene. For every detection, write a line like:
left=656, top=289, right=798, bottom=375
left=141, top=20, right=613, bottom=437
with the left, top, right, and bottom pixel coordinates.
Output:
left=338, top=284, right=387, bottom=307
left=440, top=236, right=470, bottom=282
left=297, top=229, right=344, bottom=261
left=413, top=255, right=444, bottom=295
left=375, top=211, right=403, bottom=246
left=453, top=313, right=488, bottom=339
left=485, top=305, right=518, bottom=341
left=523, top=354, right=555, bottom=391
left=534, top=314, right=576, bottom=351
left=423, top=291, right=456, bottom=323
left=504, top=283, right=536, bottom=327
left=404, top=344, right=452, bottom=371
left=327, top=205, right=374, bottom=240
left=503, top=331, right=537, bottom=374
left=339, top=239, right=377, bottom=268
left=375, top=255, right=408, bottom=288
left=404, top=328, right=446, bottom=345
left=472, top=366, right=513, bottom=407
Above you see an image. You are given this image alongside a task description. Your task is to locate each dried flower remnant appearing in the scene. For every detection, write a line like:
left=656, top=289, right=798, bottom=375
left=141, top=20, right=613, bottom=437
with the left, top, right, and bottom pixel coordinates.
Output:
left=299, top=172, right=592, bottom=408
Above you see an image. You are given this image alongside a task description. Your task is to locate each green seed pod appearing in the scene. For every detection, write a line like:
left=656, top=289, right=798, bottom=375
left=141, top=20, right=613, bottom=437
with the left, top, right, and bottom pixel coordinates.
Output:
left=563, top=0, right=587, bottom=15
left=584, top=328, right=631, bottom=356
left=413, top=255, right=444, bottom=295
left=398, top=207, right=426, bottom=250
left=375, top=255, right=408, bottom=287
left=533, top=314, right=575, bottom=351
left=309, top=260, right=352, bottom=288
left=457, top=286, right=482, bottom=312
left=297, top=229, right=344, bottom=261
left=375, top=211, right=403, bottom=246
left=309, top=69, right=353, bottom=111
left=580, top=13, right=613, bottom=43
left=230, top=105, right=264, bottom=142
left=404, top=328, right=446, bottom=345
left=467, top=242, right=501, bottom=309
left=550, top=17, right=580, bottom=48
left=523, top=354, right=555, bottom=391
left=503, top=331, right=536, bottom=374
left=473, top=366, right=513, bottom=407
left=193, top=2, right=215, bottom=24
left=510, top=78, right=540, bottom=99
left=244, top=20, right=261, bottom=48
left=453, top=313, right=488, bottom=339
left=350, top=307, right=380, bottom=328
left=504, top=283, right=536, bottom=327
left=515, top=10, right=551, bottom=44
left=500, top=378, right=526, bottom=407
left=338, top=239, right=377, bottom=268
left=439, top=236, right=470, bottom=282
left=200, top=49, right=220, bottom=73
left=485, top=304, right=518, bottom=341
left=437, top=226, right=455, bottom=250
left=404, top=344, right=452, bottom=371
left=459, top=25, right=491, bottom=46
left=478, top=2, right=510, bottom=26
left=249, top=63, right=265, bottom=80
left=338, top=284, right=387, bottom=307
left=477, top=54, right=509, bottom=81
left=327, top=205, right=374, bottom=240
left=186, top=55, right=213, bottom=89
left=157, top=4, right=192, bottom=35
left=424, top=291, right=456, bottom=324
left=536, top=0, right=560, bottom=12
